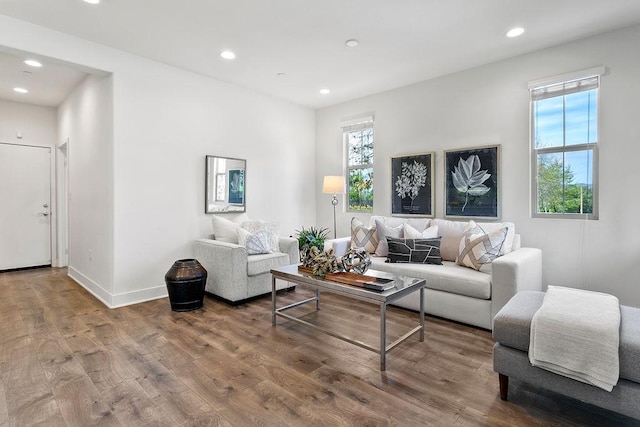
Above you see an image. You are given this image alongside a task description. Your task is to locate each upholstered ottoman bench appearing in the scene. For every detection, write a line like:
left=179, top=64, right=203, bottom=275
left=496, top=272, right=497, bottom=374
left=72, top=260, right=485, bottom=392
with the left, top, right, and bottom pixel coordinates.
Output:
left=492, top=291, right=640, bottom=420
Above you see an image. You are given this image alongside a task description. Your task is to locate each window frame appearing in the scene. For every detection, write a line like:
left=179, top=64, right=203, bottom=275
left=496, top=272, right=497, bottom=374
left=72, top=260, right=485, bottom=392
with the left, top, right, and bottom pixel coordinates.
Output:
left=343, top=118, right=374, bottom=213
left=529, top=69, right=602, bottom=220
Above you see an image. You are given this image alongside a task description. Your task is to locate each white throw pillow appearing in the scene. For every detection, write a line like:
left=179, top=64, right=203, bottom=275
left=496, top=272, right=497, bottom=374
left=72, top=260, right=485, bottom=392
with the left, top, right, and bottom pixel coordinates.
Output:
left=374, top=219, right=404, bottom=257
left=211, top=213, right=248, bottom=243
left=404, top=223, right=439, bottom=239
left=456, top=220, right=508, bottom=273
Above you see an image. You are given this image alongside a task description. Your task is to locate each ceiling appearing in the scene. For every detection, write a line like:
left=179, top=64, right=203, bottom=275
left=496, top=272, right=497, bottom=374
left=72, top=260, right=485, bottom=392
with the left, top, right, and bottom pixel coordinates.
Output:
left=2, top=0, right=640, bottom=109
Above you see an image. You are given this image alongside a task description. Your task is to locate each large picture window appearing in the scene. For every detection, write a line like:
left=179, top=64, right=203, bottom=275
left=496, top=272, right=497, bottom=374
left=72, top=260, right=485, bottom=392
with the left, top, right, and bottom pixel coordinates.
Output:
left=530, top=69, right=601, bottom=219
left=344, top=118, right=374, bottom=211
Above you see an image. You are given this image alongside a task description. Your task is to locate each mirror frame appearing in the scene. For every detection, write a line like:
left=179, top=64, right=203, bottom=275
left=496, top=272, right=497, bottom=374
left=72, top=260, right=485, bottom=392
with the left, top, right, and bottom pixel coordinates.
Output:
left=205, top=155, right=246, bottom=213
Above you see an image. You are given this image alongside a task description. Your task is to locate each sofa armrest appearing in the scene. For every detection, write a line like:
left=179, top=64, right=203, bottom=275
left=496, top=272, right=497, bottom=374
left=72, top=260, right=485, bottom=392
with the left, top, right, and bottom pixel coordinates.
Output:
left=278, top=236, right=300, bottom=264
left=325, top=237, right=351, bottom=257
left=491, top=247, right=543, bottom=324
left=194, top=238, right=249, bottom=299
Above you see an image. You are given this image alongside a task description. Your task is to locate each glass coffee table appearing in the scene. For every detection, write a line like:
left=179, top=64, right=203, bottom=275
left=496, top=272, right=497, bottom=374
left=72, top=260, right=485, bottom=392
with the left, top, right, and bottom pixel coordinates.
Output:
left=271, top=264, right=426, bottom=370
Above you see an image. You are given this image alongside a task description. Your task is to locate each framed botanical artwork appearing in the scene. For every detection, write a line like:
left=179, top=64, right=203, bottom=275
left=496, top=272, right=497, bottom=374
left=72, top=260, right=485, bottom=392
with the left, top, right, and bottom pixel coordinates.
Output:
left=445, top=145, right=500, bottom=219
left=391, top=152, right=434, bottom=216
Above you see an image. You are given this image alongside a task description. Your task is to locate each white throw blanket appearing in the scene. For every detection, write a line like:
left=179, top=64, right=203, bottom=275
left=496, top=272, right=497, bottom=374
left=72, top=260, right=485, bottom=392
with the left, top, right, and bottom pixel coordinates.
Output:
left=529, top=286, right=620, bottom=391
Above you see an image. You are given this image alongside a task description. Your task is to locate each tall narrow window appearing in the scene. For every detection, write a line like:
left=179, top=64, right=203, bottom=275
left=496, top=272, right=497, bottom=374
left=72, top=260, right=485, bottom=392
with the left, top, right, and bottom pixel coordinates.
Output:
left=344, top=117, right=374, bottom=211
left=530, top=69, right=601, bottom=219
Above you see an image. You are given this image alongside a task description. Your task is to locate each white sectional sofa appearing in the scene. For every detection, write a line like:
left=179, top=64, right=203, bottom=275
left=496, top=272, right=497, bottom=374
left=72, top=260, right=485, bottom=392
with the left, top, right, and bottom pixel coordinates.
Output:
left=329, top=216, right=542, bottom=330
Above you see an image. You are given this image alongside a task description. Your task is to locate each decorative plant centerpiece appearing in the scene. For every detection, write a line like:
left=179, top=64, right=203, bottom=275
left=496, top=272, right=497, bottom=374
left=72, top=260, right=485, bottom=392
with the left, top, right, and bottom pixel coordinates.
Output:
left=295, top=226, right=330, bottom=267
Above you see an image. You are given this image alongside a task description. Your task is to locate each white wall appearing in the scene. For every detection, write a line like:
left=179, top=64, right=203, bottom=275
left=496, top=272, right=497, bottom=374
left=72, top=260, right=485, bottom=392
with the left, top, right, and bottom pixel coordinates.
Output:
left=58, top=74, right=114, bottom=303
left=0, top=99, right=57, bottom=145
left=1, top=15, right=316, bottom=307
left=316, top=24, right=640, bottom=308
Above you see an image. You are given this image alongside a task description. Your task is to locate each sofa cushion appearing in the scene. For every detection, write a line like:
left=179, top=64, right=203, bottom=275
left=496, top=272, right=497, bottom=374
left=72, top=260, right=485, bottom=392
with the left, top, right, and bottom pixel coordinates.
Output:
left=457, top=221, right=508, bottom=273
left=211, top=213, right=249, bottom=243
left=374, top=219, right=404, bottom=256
left=493, top=291, right=640, bottom=384
left=620, top=305, right=640, bottom=383
left=370, top=257, right=491, bottom=299
left=386, top=237, right=443, bottom=265
left=351, top=217, right=379, bottom=253
left=247, top=252, right=290, bottom=276
left=493, top=291, right=545, bottom=352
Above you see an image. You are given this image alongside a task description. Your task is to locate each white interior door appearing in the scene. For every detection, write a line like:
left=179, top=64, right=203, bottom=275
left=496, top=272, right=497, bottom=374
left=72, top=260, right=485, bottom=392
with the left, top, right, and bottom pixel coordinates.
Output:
left=0, top=143, right=51, bottom=270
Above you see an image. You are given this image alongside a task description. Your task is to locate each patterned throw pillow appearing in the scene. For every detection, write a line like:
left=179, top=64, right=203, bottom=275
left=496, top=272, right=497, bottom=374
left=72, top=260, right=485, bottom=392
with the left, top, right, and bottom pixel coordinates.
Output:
left=238, top=228, right=275, bottom=255
left=241, top=220, right=279, bottom=252
left=386, top=237, right=443, bottom=265
left=351, top=217, right=379, bottom=253
left=374, top=219, right=404, bottom=257
left=456, top=221, right=508, bottom=273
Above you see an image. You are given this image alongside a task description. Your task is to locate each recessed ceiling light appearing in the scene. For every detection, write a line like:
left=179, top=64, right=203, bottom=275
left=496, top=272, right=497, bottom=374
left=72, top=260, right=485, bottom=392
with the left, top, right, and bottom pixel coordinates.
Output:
left=319, top=89, right=330, bottom=95
left=24, top=59, right=42, bottom=67
left=506, top=27, right=525, bottom=38
left=13, top=87, right=28, bottom=94
left=83, top=0, right=101, bottom=4
left=345, top=39, right=359, bottom=48
left=220, top=50, right=236, bottom=60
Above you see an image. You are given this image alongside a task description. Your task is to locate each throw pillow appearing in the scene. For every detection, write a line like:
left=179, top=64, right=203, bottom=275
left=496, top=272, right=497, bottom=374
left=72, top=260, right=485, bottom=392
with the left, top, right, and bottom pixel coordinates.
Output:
left=350, top=217, right=379, bottom=253
left=241, top=220, right=280, bottom=252
left=404, top=223, right=439, bottom=239
left=211, top=213, right=248, bottom=243
left=374, top=219, right=404, bottom=257
left=456, top=220, right=508, bottom=273
left=237, top=228, right=274, bottom=255
left=386, top=237, right=443, bottom=265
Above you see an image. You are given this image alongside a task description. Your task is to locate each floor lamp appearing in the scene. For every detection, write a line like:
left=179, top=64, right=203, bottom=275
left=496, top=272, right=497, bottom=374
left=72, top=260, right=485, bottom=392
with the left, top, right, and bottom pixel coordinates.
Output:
left=322, top=176, right=346, bottom=239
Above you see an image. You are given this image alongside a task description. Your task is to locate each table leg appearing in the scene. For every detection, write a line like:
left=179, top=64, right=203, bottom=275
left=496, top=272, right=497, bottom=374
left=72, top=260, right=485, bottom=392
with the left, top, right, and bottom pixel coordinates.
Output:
left=380, top=303, right=387, bottom=371
left=419, top=286, right=425, bottom=342
left=272, top=276, right=277, bottom=326
left=316, top=289, right=320, bottom=310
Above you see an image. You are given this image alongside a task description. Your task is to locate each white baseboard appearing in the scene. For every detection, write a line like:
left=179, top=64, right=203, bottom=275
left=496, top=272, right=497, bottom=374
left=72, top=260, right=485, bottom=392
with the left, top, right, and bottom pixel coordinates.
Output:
left=67, top=267, right=168, bottom=309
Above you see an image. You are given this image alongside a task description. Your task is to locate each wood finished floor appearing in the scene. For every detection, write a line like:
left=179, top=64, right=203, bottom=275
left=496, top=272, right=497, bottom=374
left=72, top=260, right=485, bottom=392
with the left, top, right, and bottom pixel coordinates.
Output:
left=1, top=268, right=638, bottom=426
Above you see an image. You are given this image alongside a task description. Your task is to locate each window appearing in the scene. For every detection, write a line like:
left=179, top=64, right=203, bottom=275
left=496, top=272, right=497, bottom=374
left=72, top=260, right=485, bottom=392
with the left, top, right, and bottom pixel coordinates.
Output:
left=344, top=117, right=374, bottom=211
left=530, top=69, right=601, bottom=219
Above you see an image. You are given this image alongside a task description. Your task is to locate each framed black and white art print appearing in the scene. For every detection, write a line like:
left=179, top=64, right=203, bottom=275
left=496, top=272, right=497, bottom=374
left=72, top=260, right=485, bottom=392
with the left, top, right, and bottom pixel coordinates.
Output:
left=391, top=152, right=434, bottom=217
left=444, top=145, right=500, bottom=219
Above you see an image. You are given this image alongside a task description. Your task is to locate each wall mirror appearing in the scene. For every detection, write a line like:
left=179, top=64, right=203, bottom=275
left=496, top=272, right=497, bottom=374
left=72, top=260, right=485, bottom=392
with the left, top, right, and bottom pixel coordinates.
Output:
left=205, top=155, right=246, bottom=213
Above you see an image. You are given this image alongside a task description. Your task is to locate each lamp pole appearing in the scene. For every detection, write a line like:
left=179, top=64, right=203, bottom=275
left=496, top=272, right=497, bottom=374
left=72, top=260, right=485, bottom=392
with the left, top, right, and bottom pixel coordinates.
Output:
left=331, top=194, right=339, bottom=239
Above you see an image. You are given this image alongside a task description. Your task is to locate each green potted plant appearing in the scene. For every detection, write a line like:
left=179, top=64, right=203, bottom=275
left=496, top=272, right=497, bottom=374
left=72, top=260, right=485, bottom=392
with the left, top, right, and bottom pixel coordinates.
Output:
left=295, top=226, right=330, bottom=266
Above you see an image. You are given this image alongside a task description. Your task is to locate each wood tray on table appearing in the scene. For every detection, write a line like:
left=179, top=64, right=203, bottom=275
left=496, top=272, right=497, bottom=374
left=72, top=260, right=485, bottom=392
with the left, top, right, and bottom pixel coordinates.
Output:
left=297, top=266, right=395, bottom=291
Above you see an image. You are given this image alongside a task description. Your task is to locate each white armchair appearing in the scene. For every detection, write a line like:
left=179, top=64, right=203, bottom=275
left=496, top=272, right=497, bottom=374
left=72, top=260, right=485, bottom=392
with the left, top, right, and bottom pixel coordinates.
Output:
left=194, top=236, right=299, bottom=304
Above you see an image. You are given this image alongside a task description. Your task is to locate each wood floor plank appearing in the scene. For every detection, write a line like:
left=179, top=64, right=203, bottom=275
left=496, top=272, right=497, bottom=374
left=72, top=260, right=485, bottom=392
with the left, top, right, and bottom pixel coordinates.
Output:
left=53, top=377, right=121, bottom=426
left=1, top=267, right=638, bottom=426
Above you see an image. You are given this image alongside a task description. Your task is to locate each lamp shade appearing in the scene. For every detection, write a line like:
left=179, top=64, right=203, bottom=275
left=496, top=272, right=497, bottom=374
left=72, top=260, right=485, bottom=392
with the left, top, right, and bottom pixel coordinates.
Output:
left=322, top=176, right=345, bottom=194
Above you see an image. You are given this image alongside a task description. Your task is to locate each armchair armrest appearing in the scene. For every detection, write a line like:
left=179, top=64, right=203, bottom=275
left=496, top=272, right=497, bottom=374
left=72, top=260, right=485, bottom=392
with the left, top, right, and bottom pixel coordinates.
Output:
left=278, top=236, right=299, bottom=264
left=491, top=247, right=542, bottom=324
left=194, top=238, right=249, bottom=301
left=325, top=237, right=351, bottom=257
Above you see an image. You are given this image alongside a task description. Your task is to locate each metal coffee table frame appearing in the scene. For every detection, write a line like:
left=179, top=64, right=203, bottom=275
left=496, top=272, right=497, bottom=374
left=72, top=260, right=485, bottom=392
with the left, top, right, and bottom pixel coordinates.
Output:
left=271, top=264, right=425, bottom=370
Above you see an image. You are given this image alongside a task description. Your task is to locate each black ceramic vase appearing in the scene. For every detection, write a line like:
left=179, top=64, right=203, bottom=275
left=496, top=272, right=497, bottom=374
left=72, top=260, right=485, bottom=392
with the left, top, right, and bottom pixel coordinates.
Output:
left=164, top=259, right=207, bottom=311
